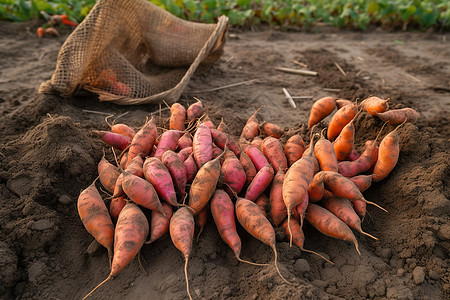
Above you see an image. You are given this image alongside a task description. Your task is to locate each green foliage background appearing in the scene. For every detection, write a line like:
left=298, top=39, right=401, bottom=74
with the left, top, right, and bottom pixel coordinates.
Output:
left=0, top=0, right=449, bottom=30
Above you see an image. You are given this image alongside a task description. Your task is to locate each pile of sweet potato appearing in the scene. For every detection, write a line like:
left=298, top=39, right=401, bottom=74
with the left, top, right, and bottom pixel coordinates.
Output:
left=78, top=96, right=419, bottom=299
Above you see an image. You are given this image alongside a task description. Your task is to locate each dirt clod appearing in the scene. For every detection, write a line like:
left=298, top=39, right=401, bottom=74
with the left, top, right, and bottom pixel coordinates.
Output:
left=294, top=258, right=311, bottom=273
left=413, top=266, right=426, bottom=285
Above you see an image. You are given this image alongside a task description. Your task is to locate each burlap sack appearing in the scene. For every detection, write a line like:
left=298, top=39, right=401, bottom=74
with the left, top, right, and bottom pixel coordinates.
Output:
left=39, top=0, right=228, bottom=105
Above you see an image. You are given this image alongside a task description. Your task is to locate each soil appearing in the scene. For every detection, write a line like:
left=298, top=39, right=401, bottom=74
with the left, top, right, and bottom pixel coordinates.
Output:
left=0, top=20, right=449, bottom=300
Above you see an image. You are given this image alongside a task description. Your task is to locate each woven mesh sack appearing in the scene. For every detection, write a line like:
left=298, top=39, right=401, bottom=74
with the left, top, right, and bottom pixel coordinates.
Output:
left=39, top=0, right=228, bottom=105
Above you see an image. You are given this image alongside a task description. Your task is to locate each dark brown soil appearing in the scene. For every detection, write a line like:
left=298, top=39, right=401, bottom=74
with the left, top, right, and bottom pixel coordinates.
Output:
left=0, top=20, right=449, bottom=300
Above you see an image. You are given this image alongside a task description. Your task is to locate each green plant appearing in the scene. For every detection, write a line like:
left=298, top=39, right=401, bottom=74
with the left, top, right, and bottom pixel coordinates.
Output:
left=0, top=0, right=448, bottom=31
left=0, top=0, right=96, bottom=22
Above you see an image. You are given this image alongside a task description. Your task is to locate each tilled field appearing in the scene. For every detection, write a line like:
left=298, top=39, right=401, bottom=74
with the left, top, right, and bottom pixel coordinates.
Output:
left=0, top=21, right=449, bottom=300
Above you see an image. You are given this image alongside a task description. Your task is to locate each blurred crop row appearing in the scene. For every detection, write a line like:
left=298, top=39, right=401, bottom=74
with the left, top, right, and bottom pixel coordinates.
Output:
left=1, top=0, right=449, bottom=30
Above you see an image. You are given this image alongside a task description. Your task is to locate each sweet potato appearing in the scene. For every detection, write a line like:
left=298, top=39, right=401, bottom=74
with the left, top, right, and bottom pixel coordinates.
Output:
left=126, top=118, right=157, bottom=167
left=338, top=140, right=377, bottom=177
left=361, top=96, right=389, bottom=115
left=308, top=171, right=325, bottom=202
left=235, top=197, right=291, bottom=284
left=105, top=117, right=136, bottom=139
left=169, top=103, right=186, bottom=131
left=119, top=152, right=128, bottom=169
left=239, top=151, right=257, bottom=185
left=269, top=169, right=287, bottom=227
left=284, top=134, right=306, bottom=166
left=37, top=27, right=45, bottom=38
left=154, top=130, right=184, bottom=159
left=200, top=115, right=216, bottom=130
left=307, top=96, right=336, bottom=129
left=283, top=138, right=317, bottom=245
left=245, top=164, right=274, bottom=201
left=333, top=120, right=355, bottom=161
left=113, top=155, right=144, bottom=199
left=259, top=121, right=283, bottom=138
left=335, top=98, right=353, bottom=109
left=302, top=144, right=320, bottom=174
left=217, top=117, right=229, bottom=133
left=327, top=103, right=357, bottom=140
left=110, top=155, right=144, bottom=220
left=352, top=201, right=366, bottom=220
left=184, top=153, right=198, bottom=183
left=243, top=145, right=270, bottom=171
left=210, top=190, right=266, bottom=266
left=310, top=171, right=387, bottom=212
left=366, top=144, right=379, bottom=174
left=112, top=202, right=149, bottom=273
left=212, top=145, right=224, bottom=161
left=110, top=125, right=135, bottom=141
left=177, top=146, right=193, bottom=162
left=177, top=132, right=193, bottom=150
left=188, top=152, right=223, bottom=215
left=255, top=193, right=270, bottom=219
left=162, top=150, right=187, bottom=201
left=109, top=195, right=127, bottom=222
left=349, top=149, right=360, bottom=161
left=210, top=128, right=241, bottom=157
left=169, top=207, right=195, bottom=300
left=295, top=192, right=309, bottom=228
left=349, top=174, right=373, bottom=192
left=374, top=107, right=419, bottom=125
left=222, top=150, right=246, bottom=195
left=92, top=130, right=131, bottom=151
left=193, top=123, right=213, bottom=168
left=146, top=202, right=173, bottom=244
left=332, top=174, right=373, bottom=220
left=121, top=171, right=167, bottom=217
left=82, top=202, right=148, bottom=299
left=43, top=27, right=57, bottom=36
left=322, top=196, right=378, bottom=240
left=250, top=136, right=263, bottom=149
left=78, top=180, right=114, bottom=261
left=372, top=123, right=403, bottom=182
left=143, top=157, right=178, bottom=206
left=314, top=130, right=338, bottom=172
left=240, top=110, right=260, bottom=142
left=98, top=155, right=120, bottom=193
left=305, top=203, right=360, bottom=255
left=261, top=136, right=288, bottom=172
left=195, top=205, right=208, bottom=242
left=186, top=99, right=204, bottom=122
